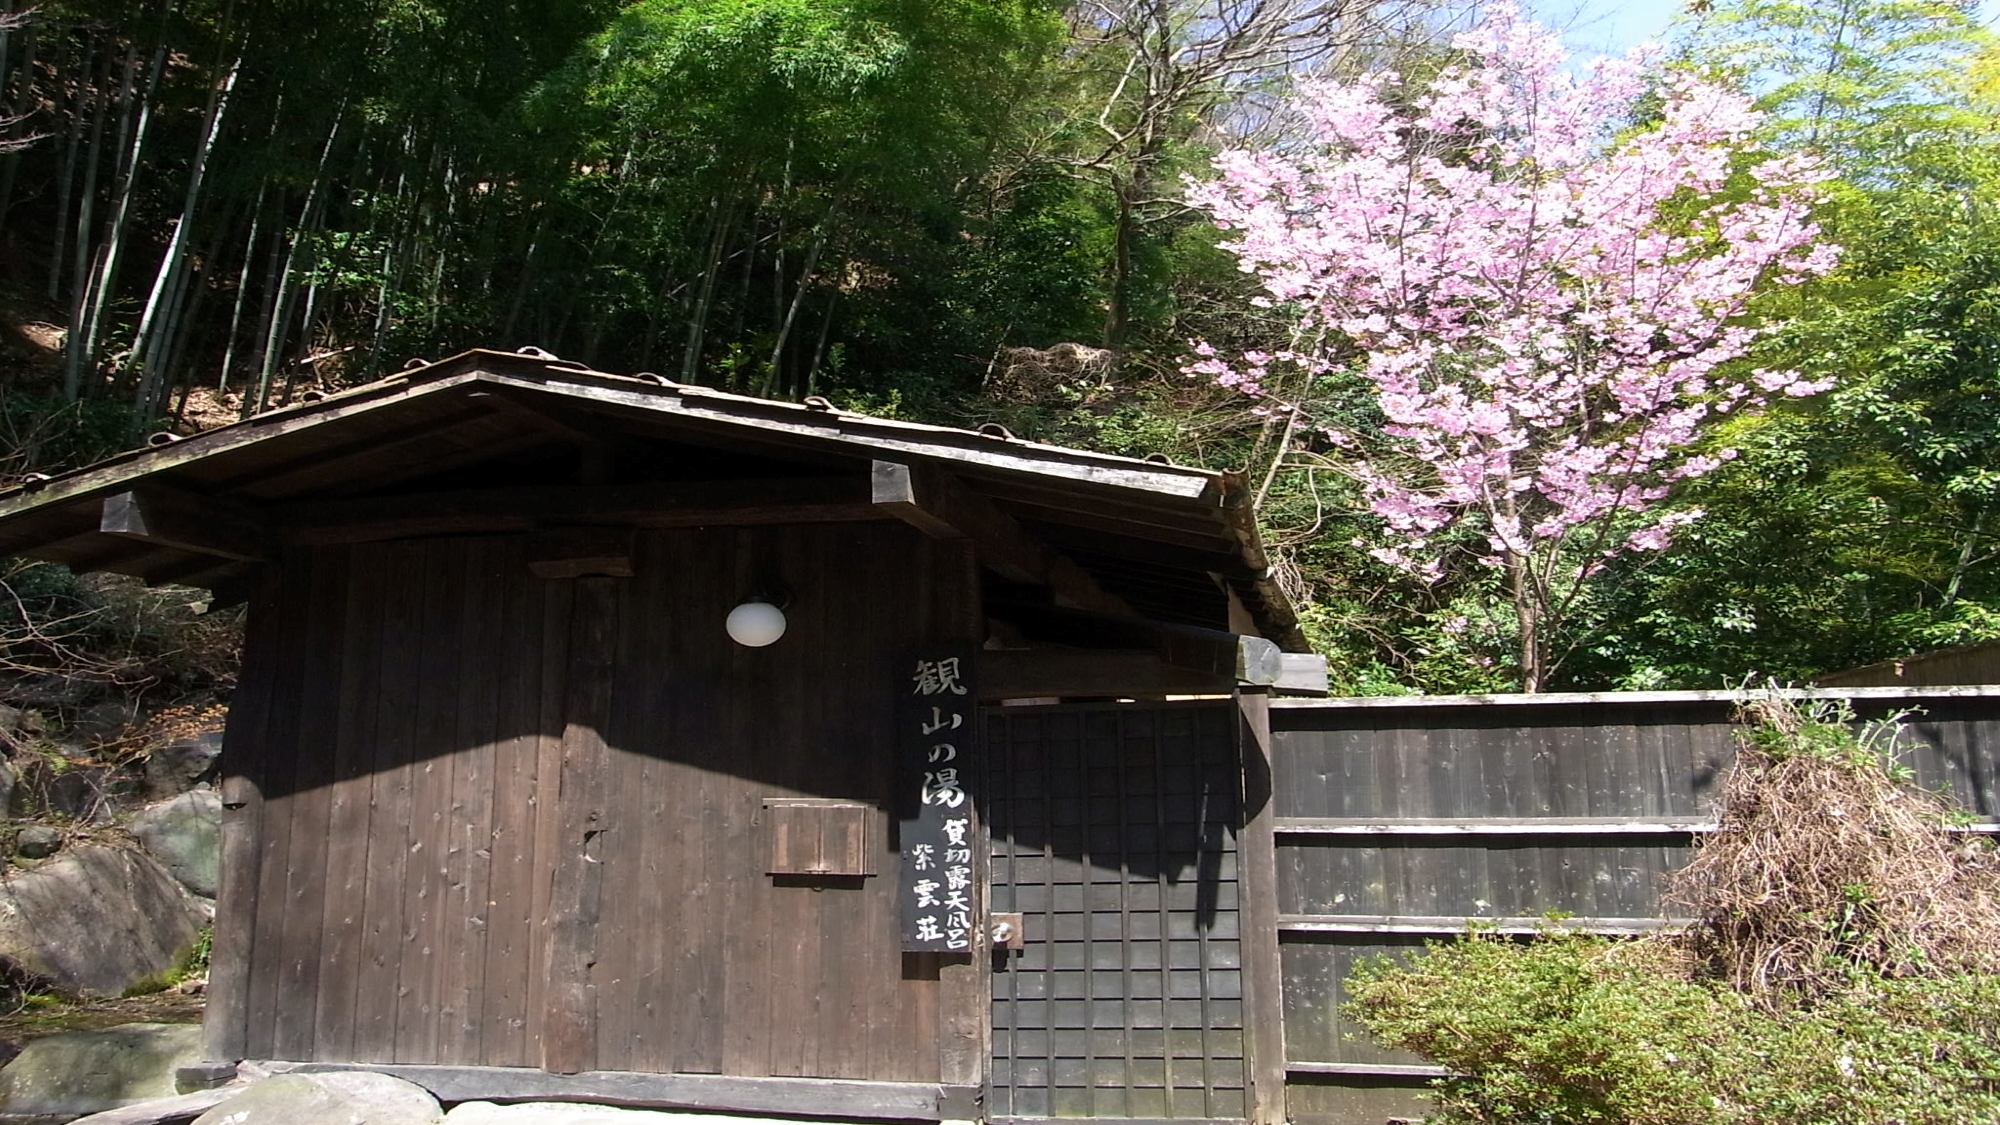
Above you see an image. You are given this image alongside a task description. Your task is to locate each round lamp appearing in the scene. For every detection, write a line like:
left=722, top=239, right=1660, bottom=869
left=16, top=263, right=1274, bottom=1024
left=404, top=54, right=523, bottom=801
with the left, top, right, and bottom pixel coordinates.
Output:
left=726, top=599, right=787, bottom=647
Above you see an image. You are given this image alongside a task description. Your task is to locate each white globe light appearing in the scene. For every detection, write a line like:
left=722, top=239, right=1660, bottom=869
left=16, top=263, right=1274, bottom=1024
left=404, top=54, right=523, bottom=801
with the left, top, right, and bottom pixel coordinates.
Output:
left=726, top=600, right=787, bottom=647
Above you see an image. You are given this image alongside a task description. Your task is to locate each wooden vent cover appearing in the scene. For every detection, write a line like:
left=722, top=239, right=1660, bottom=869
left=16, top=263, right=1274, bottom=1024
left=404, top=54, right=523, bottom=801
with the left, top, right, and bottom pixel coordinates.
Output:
left=764, top=798, right=875, bottom=877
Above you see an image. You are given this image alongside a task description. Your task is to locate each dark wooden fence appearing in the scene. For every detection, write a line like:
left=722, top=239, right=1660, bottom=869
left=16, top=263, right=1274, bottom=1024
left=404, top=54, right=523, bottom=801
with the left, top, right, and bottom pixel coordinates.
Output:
left=1262, top=687, right=2000, bottom=1125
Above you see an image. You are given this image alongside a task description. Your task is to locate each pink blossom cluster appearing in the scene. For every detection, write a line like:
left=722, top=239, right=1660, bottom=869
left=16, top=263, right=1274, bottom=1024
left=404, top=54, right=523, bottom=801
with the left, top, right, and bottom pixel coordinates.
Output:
left=1187, top=4, right=1838, bottom=579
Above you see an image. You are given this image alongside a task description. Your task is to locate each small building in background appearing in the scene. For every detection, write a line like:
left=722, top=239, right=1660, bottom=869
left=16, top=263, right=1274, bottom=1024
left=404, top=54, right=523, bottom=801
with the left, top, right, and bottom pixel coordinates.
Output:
left=1816, top=639, right=2000, bottom=689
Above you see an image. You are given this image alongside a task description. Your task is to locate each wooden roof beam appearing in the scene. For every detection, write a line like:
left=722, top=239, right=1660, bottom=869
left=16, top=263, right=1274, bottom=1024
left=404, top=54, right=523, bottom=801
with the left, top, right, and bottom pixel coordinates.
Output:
left=283, top=475, right=885, bottom=546
left=987, top=599, right=1284, bottom=685
left=979, top=648, right=1234, bottom=700
left=871, top=460, right=1132, bottom=617
left=99, top=486, right=272, bottom=562
left=467, top=389, right=616, bottom=484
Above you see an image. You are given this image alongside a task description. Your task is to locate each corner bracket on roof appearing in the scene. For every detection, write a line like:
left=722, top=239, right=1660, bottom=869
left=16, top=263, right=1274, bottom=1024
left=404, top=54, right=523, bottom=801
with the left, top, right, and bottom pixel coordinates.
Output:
left=99, top=486, right=272, bottom=563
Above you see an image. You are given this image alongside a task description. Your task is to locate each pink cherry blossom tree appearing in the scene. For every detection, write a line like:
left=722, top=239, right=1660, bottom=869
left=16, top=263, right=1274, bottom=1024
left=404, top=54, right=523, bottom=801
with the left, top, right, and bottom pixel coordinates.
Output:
left=1187, top=4, right=1840, bottom=691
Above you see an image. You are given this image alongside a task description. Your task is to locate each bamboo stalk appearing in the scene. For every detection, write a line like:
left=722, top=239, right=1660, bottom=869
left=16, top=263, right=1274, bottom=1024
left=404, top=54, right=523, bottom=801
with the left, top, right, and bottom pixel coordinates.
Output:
left=133, top=51, right=240, bottom=411
left=60, top=43, right=112, bottom=399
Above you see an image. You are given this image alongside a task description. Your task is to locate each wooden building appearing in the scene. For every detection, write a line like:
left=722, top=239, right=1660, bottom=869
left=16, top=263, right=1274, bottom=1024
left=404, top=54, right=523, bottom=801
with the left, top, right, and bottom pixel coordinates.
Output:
left=0, top=350, right=1312, bottom=1125
left=1815, top=638, right=2000, bottom=688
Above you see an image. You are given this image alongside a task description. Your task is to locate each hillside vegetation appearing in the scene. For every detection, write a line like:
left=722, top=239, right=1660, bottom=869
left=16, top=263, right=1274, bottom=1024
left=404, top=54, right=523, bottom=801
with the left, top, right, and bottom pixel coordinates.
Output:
left=0, top=0, right=1992, bottom=694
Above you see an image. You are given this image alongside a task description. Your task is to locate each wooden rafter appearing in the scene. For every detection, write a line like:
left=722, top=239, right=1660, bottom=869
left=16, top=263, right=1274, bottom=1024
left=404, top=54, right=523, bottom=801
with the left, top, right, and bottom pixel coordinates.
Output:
left=100, top=485, right=271, bottom=562
left=870, top=460, right=1132, bottom=617
left=989, top=599, right=1284, bottom=685
left=283, top=476, right=884, bottom=546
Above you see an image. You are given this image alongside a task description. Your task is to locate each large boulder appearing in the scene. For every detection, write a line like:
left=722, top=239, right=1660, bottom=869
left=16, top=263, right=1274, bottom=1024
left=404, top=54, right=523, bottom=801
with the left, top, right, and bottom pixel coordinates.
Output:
left=0, top=845, right=206, bottom=996
left=0, top=1023, right=202, bottom=1121
left=189, top=1072, right=441, bottom=1125
left=129, top=792, right=221, bottom=898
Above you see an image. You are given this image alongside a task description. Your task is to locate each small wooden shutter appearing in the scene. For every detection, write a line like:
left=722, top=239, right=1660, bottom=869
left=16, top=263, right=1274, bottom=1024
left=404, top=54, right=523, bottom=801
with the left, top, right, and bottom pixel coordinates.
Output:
left=765, top=798, right=874, bottom=876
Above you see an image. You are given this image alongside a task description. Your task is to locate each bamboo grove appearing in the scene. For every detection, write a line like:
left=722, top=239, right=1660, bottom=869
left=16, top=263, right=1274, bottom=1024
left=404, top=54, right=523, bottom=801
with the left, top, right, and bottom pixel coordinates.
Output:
left=0, top=0, right=1401, bottom=426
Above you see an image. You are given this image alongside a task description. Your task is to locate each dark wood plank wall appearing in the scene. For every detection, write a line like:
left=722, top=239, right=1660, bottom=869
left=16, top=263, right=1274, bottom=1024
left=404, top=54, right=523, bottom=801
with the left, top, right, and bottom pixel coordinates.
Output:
left=986, top=702, right=1248, bottom=1122
left=208, top=521, right=980, bottom=1081
left=1266, top=694, right=2000, bottom=1125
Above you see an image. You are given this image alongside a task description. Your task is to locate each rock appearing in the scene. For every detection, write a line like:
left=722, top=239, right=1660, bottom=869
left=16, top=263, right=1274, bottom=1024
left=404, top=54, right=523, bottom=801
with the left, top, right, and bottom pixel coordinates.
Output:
left=174, top=1063, right=237, bottom=1094
left=31, top=763, right=133, bottom=821
left=68, top=1086, right=239, bottom=1125
left=190, top=1072, right=441, bottom=1125
left=13, top=826, right=58, bottom=860
left=144, top=731, right=223, bottom=800
left=129, top=791, right=221, bottom=898
left=0, top=1023, right=203, bottom=1120
left=0, top=845, right=207, bottom=996
left=0, top=758, right=15, bottom=818
left=442, top=1105, right=795, bottom=1125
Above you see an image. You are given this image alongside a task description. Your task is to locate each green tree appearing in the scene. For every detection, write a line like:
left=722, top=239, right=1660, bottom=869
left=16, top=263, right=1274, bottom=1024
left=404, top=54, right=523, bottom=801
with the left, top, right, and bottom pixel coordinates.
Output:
left=1562, top=0, right=2000, bottom=688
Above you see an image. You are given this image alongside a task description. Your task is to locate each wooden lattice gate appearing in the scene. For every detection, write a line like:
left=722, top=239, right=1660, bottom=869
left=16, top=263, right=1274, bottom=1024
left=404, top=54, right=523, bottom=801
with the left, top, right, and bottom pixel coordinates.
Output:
left=983, top=702, right=1249, bottom=1122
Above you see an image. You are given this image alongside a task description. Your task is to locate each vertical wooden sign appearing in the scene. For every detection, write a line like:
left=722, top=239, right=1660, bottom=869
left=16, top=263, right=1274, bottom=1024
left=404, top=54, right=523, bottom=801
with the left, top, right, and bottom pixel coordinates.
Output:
left=899, top=646, right=978, bottom=952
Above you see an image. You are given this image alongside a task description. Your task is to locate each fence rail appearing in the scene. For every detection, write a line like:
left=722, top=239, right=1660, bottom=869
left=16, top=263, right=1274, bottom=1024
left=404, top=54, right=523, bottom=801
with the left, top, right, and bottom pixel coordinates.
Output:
left=1264, top=687, right=2000, bottom=1125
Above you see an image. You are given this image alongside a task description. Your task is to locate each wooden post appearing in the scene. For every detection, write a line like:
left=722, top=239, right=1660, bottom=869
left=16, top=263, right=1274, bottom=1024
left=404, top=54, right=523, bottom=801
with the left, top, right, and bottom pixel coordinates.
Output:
left=933, top=539, right=986, bottom=1112
left=1235, top=688, right=1288, bottom=1125
left=203, top=569, right=284, bottom=1063
left=540, top=576, right=618, bottom=1075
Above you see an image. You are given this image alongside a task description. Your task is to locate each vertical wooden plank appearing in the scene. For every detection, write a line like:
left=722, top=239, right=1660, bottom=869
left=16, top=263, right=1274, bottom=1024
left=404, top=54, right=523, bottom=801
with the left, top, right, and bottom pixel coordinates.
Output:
left=271, top=545, right=351, bottom=1059
left=312, top=543, right=389, bottom=1063
left=541, top=575, right=618, bottom=1075
left=204, top=568, right=285, bottom=1063
left=720, top=529, right=776, bottom=1079
left=480, top=536, right=541, bottom=1066
left=243, top=551, right=317, bottom=1058
left=805, top=527, right=864, bottom=1080
left=586, top=568, right=637, bottom=1077
left=931, top=537, right=986, bottom=1098
left=354, top=543, right=425, bottom=1062
left=440, top=539, right=502, bottom=1063
left=1237, top=691, right=1287, bottom=1125
left=397, top=538, right=468, bottom=1064
left=766, top=528, right=819, bottom=1080
left=524, top=578, right=573, bottom=1062
left=620, top=531, right=673, bottom=1074
left=667, top=533, right=725, bottom=1075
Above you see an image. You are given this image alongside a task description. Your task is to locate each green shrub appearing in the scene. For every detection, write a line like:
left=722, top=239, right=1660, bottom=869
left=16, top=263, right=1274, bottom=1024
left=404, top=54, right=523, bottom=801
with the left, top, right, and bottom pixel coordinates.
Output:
left=1347, top=931, right=2000, bottom=1125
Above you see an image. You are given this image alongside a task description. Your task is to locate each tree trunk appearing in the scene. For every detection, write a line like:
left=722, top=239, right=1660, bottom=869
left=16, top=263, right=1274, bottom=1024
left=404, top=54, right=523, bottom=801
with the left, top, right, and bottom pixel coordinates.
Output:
left=60, top=45, right=113, bottom=398
left=1102, top=179, right=1135, bottom=351
left=218, top=186, right=268, bottom=397
left=74, top=39, right=168, bottom=397
left=1941, top=508, right=1987, bottom=611
left=0, top=20, right=41, bottom=227
left=1509, top=553, right=1543, bottom=694
left=761, top=225, right=827, bottom=399
left=806, top=291, right=838, bottom=397
left=680, top=195, right=733, bottom=384
left=252, top=108, right=343, bottom=415
left=238, top=210, right=285, bottom=418
left=47, top=34, right=88, bottom=302
left=133, top=53, right=240, bottom=412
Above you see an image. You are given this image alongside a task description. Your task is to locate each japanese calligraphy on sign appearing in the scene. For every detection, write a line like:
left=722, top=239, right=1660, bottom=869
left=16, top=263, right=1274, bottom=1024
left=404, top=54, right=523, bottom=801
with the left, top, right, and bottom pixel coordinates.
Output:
left=900, top=646, right=977, bottom=952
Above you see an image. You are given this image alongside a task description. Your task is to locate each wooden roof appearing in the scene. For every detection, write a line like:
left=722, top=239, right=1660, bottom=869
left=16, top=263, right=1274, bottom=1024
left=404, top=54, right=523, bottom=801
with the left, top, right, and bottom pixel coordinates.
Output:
left=0, top=350, right=1304, bottom=649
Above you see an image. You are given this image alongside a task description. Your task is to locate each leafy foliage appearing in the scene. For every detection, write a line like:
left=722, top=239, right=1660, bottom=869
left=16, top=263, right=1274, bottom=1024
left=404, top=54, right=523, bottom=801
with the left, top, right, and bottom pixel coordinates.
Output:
left=1349, top=932, right=2000, bottom=1125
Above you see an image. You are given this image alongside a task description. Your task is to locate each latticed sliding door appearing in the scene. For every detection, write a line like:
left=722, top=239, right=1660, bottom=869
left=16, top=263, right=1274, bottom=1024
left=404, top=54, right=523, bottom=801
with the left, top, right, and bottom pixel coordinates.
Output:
left=985, top=702, right=1247, bottom=1121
